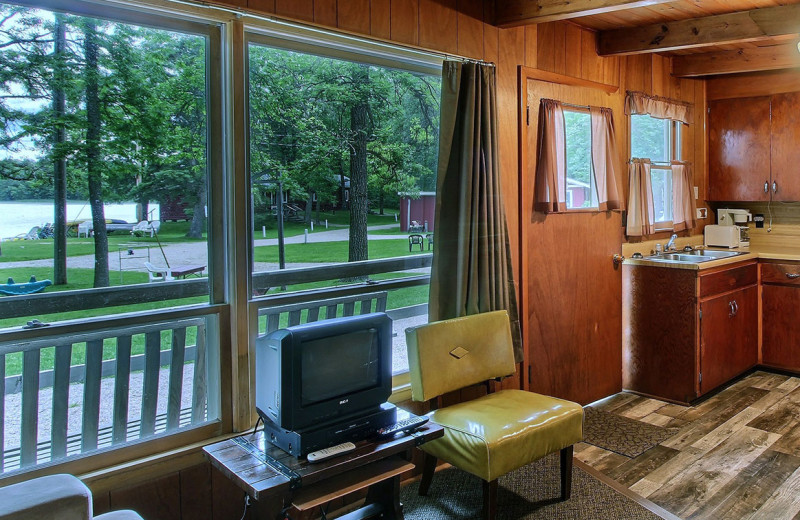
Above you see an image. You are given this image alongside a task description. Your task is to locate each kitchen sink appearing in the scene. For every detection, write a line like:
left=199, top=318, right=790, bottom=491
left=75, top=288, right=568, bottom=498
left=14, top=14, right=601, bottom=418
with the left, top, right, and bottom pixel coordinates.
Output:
left=646, top=249, right=747, bottom=264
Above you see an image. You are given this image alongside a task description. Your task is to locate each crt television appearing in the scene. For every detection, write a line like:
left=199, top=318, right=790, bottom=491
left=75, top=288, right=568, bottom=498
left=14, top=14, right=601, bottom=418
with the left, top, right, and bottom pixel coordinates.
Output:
left=255, top=312, right=393, bottom=432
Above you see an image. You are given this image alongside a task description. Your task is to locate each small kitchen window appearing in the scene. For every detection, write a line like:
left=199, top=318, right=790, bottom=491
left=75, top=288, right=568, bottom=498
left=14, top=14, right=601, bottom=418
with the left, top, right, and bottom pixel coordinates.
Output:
left=564, top=109, right=598, bottom=210
left=630, top=114, right=681, bottom=227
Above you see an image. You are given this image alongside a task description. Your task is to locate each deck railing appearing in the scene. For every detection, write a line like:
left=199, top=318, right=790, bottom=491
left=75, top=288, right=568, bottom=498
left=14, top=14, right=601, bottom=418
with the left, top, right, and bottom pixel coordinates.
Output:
left=0, top=312, right=220, bottom=473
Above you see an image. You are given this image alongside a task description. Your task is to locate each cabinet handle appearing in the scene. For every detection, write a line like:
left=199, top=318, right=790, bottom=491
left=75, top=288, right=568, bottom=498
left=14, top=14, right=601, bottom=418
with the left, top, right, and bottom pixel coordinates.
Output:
left=765, top=181, right=769, bottom=193
left=733, top=300, right=738, bottom=316
left=729, top=301, right=735, bottom=318
left=773, top=181, right=778, bottom=193
left=787, top=273, right=800, bottom=279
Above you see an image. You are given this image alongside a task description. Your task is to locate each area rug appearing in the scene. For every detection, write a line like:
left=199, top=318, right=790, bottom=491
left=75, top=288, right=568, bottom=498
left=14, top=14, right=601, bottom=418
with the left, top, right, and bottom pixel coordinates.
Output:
left=401, top=453, right=665, bottom=520
left=583, top=407, right=674, bottom=458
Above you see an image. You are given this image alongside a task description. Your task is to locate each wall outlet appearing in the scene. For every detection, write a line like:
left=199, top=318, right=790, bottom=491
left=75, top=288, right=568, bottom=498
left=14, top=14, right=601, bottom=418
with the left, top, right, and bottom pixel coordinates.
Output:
left=694, top=186, right=699, bottom=200
left=697, top=208, right=708, bottom=219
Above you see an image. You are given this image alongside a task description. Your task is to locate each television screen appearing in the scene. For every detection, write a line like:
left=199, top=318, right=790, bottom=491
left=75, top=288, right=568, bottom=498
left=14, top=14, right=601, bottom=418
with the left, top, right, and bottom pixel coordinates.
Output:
left=300, top=328, right=380, bottom=406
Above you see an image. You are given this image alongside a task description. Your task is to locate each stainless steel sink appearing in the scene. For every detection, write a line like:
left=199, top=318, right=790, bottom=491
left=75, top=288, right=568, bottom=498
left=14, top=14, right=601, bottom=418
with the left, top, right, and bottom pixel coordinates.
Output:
left=679, top=249, right=744, bottom=259
left=646, top=249, right=747, bottom=264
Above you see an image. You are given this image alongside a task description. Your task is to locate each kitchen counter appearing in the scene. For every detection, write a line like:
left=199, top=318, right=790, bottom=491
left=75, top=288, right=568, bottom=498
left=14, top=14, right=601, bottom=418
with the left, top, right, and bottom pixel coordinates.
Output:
left=622, top=246, right=800, bottom=270
left=624, top=249, right=757, bottom=270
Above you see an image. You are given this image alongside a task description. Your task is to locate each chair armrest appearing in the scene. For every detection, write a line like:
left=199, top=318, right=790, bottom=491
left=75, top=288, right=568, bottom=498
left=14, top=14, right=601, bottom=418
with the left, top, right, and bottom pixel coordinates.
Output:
left=0, top=474, right=91, bottom=520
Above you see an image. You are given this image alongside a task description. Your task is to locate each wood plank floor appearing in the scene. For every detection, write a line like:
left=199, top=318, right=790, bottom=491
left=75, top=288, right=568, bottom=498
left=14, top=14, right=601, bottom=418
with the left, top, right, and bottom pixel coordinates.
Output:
left=577, top=371, right=800, bottom=519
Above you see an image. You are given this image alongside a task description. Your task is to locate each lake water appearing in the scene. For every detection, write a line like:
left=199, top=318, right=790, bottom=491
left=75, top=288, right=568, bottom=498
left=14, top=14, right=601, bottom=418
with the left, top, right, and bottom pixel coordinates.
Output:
left=0, top=201, right=160, bottom=239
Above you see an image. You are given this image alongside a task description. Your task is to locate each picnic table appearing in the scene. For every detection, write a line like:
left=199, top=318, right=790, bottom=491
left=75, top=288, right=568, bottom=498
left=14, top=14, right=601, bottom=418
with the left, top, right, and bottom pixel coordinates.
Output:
left=168, top=265, right=205, bottom=279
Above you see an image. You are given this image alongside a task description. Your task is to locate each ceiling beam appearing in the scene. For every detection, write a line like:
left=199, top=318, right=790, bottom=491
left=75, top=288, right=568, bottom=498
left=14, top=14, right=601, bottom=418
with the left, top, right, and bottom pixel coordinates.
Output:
left=598, top=4, right=800, bottom=56
left=672, top=44, right=800, bottom=78
left=495, top=0, right=672, bottom=28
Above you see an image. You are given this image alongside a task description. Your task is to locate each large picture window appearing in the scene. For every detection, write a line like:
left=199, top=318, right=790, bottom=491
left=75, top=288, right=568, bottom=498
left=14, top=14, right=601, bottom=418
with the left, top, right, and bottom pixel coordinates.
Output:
left=0, top=1, right=223, bottom=477
left=246, top=33, right=442, bottom=375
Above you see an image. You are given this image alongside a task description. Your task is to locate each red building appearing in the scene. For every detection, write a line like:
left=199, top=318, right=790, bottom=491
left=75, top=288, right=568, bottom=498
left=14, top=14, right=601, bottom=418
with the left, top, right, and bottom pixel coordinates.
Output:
left=398, top=192, right=435, bottom=232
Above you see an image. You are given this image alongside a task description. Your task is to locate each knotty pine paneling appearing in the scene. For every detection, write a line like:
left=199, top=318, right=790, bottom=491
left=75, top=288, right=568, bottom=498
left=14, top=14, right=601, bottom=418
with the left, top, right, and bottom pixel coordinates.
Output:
left=457, top=0, right=484, bottom=59
left=246, top=0, right=273, bottom=13
left=337, top=0, right=369, bottom=34
left=390, top=0, right=418, bottom=45
left=313, top=0, right=337, bottom=27
left=275, top=0, right=313, bottom=21
left=370, top=0, right=391, bottom=39
left=109, top=473, right=182, bottom=520
left=419, top=0, right=458, bottom=54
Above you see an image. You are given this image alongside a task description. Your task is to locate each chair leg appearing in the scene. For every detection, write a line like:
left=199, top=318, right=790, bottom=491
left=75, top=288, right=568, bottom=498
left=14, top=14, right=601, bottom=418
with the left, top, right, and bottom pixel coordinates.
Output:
left=418, top=452, right=437, bottom=496
left=482, top=479, right=498, bottom=520
left=560, top=445, right=574, bottom=500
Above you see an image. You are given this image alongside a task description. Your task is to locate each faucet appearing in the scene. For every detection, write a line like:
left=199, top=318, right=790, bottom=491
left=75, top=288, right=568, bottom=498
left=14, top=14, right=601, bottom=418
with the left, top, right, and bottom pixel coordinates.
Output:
left=665, top=234, right=678, bottom=251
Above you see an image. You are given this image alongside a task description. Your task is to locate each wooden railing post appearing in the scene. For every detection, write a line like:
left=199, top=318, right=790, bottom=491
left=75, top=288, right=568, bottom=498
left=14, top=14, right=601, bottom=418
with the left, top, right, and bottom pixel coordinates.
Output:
left=52, top=343, right=72, bottom=459
left=167, top=327, right=187, bottom=431
left=82, top=339, right=103, bottom=452
left=20, top=349, right=40, bottom=467
left=112, top=335, right=132, bottom=445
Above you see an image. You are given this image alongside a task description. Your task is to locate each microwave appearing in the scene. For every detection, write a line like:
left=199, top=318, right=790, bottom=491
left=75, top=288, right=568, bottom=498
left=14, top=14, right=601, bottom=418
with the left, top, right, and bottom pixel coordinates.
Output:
left=704, top=225, right=749, bottom=249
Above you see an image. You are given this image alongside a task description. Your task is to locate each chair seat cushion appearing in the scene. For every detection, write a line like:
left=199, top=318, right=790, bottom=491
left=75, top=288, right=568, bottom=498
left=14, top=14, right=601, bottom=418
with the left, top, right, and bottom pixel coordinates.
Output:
left=421, top=389, right=583, bottom=482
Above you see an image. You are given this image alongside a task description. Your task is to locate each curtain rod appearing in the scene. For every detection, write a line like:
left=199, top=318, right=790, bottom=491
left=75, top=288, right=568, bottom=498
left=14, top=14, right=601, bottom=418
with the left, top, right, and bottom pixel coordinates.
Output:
left=157, top=0, right=493, bottom=66
left=541, top=98, right=591, bottom=111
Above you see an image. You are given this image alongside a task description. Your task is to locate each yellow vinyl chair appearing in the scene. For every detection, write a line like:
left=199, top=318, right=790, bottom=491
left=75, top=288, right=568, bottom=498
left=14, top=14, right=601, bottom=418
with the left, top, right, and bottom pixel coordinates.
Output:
left=406, top=310, right=584, bottom=520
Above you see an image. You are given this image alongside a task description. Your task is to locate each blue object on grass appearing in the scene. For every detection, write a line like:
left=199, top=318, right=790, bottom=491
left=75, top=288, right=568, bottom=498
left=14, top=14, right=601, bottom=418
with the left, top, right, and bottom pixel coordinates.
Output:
left=0, top=276, right=52, bottom=295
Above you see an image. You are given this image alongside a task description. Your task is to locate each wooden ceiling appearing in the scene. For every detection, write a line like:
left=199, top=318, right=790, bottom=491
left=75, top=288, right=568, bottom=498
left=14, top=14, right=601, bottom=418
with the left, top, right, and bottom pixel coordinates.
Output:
left=495, top=0, right=800, bottom=77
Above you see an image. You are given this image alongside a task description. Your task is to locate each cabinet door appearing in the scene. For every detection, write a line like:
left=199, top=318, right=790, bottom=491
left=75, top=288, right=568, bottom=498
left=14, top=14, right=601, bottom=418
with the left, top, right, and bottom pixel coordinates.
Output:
left=763, top=284, right=800, bottom=370
left=700, top=285, right=758, bottom=394
left=770, top=92, right=800, bottom=201
left=708, top=97, right=771, bottom=202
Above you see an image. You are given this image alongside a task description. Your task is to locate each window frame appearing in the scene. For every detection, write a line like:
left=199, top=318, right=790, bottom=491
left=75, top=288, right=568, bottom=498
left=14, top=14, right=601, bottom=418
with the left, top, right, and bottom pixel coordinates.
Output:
left=629, top=113, right=682, bottom=231
left=562, top=107, right=598, bottom=211
left=0, top=0, right=229, bottom=481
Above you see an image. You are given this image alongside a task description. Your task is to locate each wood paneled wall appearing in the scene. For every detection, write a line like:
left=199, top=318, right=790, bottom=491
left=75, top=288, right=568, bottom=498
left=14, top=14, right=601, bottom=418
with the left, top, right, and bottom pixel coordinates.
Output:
left=520, top=21, right=706, bottom=405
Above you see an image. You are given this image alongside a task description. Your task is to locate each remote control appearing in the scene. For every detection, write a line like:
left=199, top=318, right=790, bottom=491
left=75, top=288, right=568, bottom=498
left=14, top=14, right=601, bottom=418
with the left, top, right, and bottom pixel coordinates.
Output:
left=375, top=415, right=429, bottom=439
left=306, top=441, right=356, bottom=463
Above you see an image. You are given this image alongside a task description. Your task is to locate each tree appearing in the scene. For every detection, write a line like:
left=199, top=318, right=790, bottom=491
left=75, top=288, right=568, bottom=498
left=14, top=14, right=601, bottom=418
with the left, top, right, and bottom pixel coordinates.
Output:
left=52, top=14, right=67, bottom=285
left=83, top=19, right=110, bottom=288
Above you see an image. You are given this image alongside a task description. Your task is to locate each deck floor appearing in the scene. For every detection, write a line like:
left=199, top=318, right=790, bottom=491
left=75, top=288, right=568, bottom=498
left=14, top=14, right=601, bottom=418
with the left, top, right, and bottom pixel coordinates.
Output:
left=578, top=371, right=800, bottom=519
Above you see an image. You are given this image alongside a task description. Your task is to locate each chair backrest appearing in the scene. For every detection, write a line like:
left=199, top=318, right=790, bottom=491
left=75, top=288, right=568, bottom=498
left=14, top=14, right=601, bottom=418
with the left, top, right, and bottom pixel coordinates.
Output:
left=405, top=310, right=516, bottom=402
left=151, top=220, right=161, bottom=232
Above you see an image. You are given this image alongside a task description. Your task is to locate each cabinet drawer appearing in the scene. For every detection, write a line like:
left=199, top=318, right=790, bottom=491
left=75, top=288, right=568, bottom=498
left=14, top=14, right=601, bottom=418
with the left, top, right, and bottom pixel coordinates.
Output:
left=761, top=262, right=800, bottom=285
left=699, top=263, right=757, bottom=298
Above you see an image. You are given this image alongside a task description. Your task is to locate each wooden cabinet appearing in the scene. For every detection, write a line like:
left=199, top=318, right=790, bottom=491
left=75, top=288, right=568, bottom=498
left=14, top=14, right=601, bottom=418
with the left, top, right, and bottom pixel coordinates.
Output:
left=770, top=92, right=800, bottom=201
left=708, top=97, right=771, bottom=202
left=623, top=261, right=758, bottom=403
left=761, top=261, right=800, bottom=371
left=709, top=92, right=800, bottom=202
left=699, top=285, right=758, bottom=394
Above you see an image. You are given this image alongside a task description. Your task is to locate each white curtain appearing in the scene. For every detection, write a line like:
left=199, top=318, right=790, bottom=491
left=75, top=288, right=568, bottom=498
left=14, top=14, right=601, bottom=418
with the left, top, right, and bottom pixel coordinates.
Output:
left=672, top=161, right=697, bottom=232
left=626, top=159, right=655, bottom=237
left=590, top=107, right=623, bottom=211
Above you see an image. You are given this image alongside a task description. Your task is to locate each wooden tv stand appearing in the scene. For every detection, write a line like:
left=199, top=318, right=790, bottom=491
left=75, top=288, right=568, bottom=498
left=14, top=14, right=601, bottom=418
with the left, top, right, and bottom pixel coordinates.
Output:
left=203, top=421, right=443, bottom=519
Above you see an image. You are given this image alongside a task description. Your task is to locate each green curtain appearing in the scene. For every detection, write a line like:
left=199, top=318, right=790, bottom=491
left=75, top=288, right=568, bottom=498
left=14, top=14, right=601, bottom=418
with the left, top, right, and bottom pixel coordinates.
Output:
left=429, top=61, right=523, bottom=363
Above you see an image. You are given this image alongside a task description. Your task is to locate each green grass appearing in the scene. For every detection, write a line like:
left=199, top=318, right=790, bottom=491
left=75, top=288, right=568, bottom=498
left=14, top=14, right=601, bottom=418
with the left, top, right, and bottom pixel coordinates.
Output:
left=0, top=213, right=403, bottom=261
left=253, top=239, right=428, bottom=263
left=0, top=221, right=206, bottom=263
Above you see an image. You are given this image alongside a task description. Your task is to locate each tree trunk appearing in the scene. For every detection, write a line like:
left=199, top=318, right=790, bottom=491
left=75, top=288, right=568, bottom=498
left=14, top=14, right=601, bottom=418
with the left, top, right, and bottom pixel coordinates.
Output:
left=52, top=15, right=67, bottom=285
left=187, top=183, right=206, bottom=238
left=304, top=193, right=312, bottom=225
left=315, top=192, right=321, bottom=224
left=338, top=158, right=347, bottom=211
left=85, top=21, right=109, bottom=288
left=378, top=191, right=385, bottom=215
left=348, top=67, right=370, bottom=264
